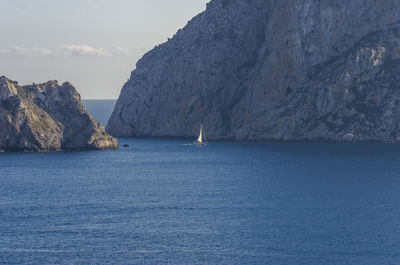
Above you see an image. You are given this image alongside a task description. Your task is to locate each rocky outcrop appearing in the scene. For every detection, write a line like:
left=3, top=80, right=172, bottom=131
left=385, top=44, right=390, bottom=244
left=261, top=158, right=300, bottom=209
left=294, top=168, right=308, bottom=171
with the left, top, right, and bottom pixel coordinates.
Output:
left=107, top=0, right=400, bottom=142
left=0, top=76, right=118, bottom=151
left=256, top=25, right=400, bottom=142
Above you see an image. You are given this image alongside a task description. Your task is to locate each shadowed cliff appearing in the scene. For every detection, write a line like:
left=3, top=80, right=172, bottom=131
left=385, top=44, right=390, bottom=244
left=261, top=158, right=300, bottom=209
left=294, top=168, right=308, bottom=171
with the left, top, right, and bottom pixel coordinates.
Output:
left=107, top=0, right=400, bottom=142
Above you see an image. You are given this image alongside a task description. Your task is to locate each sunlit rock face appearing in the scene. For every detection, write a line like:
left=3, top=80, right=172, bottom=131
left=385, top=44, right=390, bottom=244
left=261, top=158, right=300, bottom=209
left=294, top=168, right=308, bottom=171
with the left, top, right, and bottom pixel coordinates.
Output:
left=107, top=0, right=400, bottom=142
left=0, top=76, right=118, bottom=151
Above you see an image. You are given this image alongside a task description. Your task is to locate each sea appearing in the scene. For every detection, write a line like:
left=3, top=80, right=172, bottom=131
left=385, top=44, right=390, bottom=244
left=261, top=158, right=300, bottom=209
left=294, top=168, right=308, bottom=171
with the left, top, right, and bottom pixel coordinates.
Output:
left=0, top=100, right=399, bottom=264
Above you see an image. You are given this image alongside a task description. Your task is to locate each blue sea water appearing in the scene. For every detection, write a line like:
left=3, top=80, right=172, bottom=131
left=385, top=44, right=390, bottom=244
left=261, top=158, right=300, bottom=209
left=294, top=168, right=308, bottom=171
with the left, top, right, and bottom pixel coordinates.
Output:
left=82, top=99, right=117, bottom=126
left=1, top=102, right=400, bottom=264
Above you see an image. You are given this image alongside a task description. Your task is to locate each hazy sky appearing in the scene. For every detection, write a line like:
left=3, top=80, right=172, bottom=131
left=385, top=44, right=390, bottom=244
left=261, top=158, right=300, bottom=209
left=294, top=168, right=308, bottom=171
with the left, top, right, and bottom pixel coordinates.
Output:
left=0, top=0, right=209, bottom=99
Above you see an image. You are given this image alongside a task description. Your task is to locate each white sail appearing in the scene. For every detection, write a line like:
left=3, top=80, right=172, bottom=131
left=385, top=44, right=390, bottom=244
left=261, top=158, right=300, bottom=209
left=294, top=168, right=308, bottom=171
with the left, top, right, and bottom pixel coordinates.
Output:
left=197, top=124, right=203, bottom=143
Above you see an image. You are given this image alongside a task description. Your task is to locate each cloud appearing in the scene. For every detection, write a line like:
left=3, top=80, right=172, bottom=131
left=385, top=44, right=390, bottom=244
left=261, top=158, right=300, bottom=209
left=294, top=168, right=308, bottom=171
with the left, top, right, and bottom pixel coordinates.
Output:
left=15, top=46, right=53, bottom=56
left=61, top=45, right=111, bottom=57
left=0, top=49, right=10, bottom=56
left=0, top=46, right=53, bottom=56
left=115, top=46, right=134, bottom=57
left=0, top=45, right=113, bottom=57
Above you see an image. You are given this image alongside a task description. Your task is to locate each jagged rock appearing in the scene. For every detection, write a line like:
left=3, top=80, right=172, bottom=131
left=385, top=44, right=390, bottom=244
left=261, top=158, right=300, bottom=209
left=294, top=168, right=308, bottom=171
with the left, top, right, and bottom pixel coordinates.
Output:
left=107, top=0, right=400, bottom=142
left=0, top=76, right=118, bottom=151
left=257, top=25, right=400, bottom=142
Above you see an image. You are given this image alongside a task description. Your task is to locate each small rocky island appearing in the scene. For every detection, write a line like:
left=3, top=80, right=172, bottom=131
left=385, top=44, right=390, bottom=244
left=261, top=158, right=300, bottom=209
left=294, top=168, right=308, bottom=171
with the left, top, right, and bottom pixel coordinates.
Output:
left=107, top=0, right=400, bottom=142
left=0, top=76, right=118, bottom=152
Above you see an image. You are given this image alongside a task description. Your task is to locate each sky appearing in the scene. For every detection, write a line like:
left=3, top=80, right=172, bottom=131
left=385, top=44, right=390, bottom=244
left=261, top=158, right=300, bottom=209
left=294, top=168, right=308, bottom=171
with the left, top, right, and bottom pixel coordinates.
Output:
left=0, top=0, right=209, bottom=99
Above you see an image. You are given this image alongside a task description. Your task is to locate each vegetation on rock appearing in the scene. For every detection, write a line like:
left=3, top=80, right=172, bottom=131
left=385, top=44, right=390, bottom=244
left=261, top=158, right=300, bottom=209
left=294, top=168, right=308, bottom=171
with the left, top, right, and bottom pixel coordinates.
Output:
left=0, top=76, right=118, bottom=151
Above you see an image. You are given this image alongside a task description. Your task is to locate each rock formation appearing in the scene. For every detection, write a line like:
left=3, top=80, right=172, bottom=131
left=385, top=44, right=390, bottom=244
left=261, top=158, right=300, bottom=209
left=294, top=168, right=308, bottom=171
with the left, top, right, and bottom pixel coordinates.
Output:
left=0, top=76, right=118, bottom=151
left=107, top=0, right=400, bottom=142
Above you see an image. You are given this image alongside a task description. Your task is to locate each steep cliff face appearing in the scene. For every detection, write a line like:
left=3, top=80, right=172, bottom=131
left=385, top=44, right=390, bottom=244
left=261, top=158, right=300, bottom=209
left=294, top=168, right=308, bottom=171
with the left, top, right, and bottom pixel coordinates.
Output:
left=0, top=76, right=118, bottom=151
left=255, top=25, right=400, bottom=141
left=107, top=0, right=400, bottom=142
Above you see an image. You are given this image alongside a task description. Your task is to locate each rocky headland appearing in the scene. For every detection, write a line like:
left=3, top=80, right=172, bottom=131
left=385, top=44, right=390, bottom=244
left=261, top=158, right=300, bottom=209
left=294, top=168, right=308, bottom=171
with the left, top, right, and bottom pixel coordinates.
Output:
left=107, top=0, right=400, bottom=142
left=0, top=76, right=118, bottom=151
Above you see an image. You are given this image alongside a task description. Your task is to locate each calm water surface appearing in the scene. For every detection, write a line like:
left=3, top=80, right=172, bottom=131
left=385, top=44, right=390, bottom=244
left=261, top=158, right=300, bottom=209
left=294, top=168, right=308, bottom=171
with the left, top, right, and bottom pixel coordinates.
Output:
left=0, top=101, right=399, bottom=264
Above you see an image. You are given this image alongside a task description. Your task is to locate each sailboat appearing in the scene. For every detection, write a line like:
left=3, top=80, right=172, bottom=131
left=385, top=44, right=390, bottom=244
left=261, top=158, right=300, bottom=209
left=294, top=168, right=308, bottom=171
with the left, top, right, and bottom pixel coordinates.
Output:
left=194, top=124, right=207, bottom=147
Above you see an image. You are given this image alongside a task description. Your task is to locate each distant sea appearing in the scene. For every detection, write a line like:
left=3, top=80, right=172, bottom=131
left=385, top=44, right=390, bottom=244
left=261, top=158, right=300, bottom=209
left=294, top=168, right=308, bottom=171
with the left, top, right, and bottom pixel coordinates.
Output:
left=1, top=101, right=400, bottom=264
left=83, top=99, right=117, bottom=127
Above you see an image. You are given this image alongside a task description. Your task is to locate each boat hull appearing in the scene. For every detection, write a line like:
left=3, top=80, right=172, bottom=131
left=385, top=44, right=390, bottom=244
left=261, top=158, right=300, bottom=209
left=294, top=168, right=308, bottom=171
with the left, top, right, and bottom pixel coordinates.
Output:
left=194, top=142, right=207, bottom=147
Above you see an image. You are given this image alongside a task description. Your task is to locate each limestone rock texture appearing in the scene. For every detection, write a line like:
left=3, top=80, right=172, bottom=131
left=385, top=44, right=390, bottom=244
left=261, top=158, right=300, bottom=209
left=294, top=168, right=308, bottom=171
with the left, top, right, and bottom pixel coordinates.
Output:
left=0, top=76, right=118, bottom=151
left=107, top=0, right=400, bottom=142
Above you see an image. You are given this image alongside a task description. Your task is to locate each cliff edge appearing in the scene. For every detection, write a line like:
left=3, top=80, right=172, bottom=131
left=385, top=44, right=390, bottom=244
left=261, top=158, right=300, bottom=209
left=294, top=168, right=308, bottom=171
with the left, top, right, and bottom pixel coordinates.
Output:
left=107, top=0, right=400, bottom=142
left=0, top=76, right=118, bottom=151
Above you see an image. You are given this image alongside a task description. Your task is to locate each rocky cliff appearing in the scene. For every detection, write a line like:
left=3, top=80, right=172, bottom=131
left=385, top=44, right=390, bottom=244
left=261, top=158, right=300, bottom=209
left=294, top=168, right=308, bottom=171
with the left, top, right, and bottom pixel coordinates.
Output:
left=0, top=76, right=118, bottom=151
left=107, top=0, right=400, bottom=142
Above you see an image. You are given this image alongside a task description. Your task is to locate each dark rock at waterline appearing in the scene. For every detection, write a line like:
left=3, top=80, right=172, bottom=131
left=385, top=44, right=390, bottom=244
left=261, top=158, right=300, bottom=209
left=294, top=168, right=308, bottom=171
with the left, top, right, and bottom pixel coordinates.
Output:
left=122, top=144, right=129, bottom=148
left=0, top=76, right=118, bottom=152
